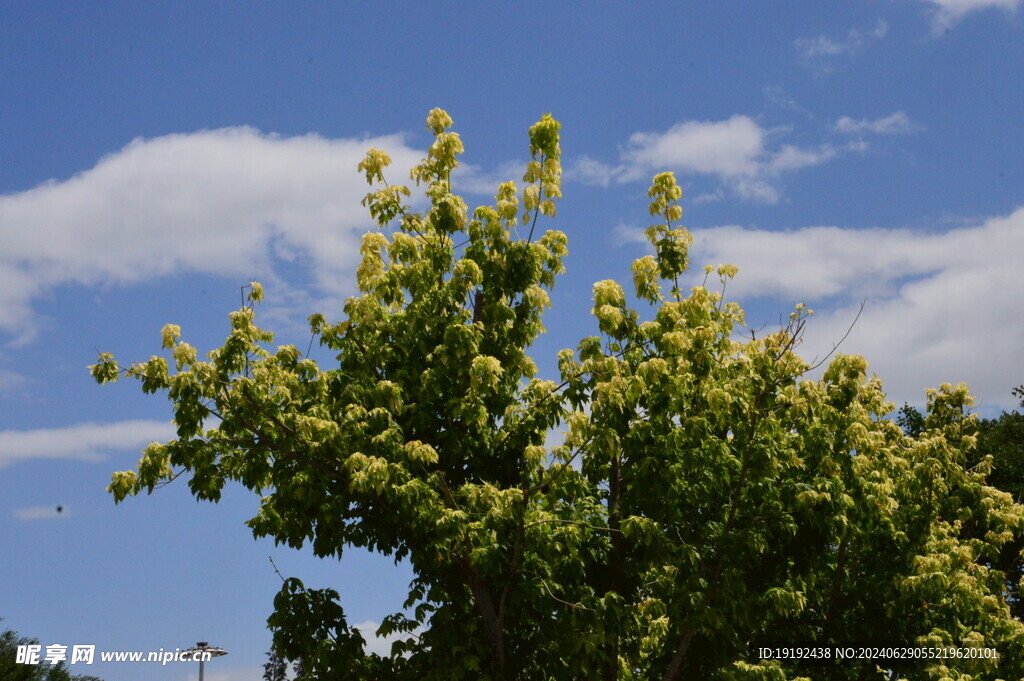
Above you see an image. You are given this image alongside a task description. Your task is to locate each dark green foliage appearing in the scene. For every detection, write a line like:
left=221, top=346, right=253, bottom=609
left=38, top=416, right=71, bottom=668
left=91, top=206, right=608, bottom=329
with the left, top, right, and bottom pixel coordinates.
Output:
left=0, top=621, right=105, bottom=681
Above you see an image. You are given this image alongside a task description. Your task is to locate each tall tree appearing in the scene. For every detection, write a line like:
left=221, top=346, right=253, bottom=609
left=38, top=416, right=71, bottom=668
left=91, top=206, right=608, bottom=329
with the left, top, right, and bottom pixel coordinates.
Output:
left=93, top=110, right=1024, bottom=680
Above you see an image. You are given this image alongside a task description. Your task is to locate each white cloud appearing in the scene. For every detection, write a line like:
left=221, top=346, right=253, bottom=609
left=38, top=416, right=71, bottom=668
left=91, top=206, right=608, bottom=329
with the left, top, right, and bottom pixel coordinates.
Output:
left=613, top=223, right=650, bottom=247
left=692, top=188, right=727, bottom=205
left=14, top=505, right=70, bottom=521
left=794, top=20, right=889, bottom=67
left=0, top=128, right=424, bottom=341
left=573, top=116, right=844, bottom=204
left=566, top=155, right=618, bottom=188
left=353, top=620, right=421, bottom=657
left=451, top=159, right=528, bottom=196
left=662, top=207, right=1024, bottom=410
left=767, top=144, right=839, bottom=173
left=621, top=116, right=766, bottom=180
left=731, top=178, right=782, bottom=204
left=922, top=0, right=1020, bottom=34
left=834, top=112, right=923, bottom=135
left=0, top=419, right=176, bottom=468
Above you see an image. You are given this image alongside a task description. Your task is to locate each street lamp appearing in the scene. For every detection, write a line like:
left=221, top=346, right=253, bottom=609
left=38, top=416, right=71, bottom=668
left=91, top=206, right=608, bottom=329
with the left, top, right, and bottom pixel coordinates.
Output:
left=181, top=641, right=228, bottom=681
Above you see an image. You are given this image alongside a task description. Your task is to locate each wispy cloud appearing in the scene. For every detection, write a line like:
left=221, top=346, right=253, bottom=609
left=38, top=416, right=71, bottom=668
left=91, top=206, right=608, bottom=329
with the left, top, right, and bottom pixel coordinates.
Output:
left=0, top=419, right=176, bottom=468
left=620, top=207, right=1024, bottom=410
left=14, top=506, right=70, bottom=521
left=834, top=111, right=923, bottom=135
left=569, top=116, right=852, bottom=204
left=0, top=128, right=424, bottom=342
left=795, top=20, right=889, bottom=72
left=0, top=368, right=28, bottom=394
left=767, top=144, right=839, bottom=173
left=921, top=0, right=1020, bottom=35
left=569, top=155, right=620, bottom=188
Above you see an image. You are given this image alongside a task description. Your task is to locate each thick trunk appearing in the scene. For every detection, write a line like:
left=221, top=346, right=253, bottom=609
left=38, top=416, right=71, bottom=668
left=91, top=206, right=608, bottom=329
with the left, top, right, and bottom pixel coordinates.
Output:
left=662, top=628, right=696, bottom=681
left=462, top=559, right=509, bottom=681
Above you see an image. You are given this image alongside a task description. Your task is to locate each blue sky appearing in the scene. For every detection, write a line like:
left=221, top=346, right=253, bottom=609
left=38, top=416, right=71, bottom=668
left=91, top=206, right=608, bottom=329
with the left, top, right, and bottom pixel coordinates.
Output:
left=1, top=2, right=1022, bottom=680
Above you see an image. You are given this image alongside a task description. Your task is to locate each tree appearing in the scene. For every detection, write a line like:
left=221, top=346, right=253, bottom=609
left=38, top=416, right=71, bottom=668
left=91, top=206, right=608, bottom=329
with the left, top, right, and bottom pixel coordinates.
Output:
left=1, top=624, right=39, bottom=681
left=901, top=386, right=1024, bottom=621
left=975, top=386, right=1024, bottom=503
left=264, top=645, right=303, bottom=681
left=981, top=387, right=1024, bottom=623
left=92, top=110, right=1024, bottom=680
left=263, top=647, right=288, bottom=681
left=1, top=621, right=105, bottom=681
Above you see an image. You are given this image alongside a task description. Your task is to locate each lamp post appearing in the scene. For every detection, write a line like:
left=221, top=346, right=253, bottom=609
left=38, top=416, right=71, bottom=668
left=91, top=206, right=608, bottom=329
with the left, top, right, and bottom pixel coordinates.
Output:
left=181, top=641, right=228, bottom=681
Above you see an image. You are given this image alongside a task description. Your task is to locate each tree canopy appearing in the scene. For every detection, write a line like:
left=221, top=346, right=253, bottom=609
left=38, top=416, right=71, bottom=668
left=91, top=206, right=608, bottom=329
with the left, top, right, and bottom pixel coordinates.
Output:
left=0, top=621, right=104, bottom=681
left=93, top=110, right=1024, bottom=681
left=899, top=388, right=1024, bottom=623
